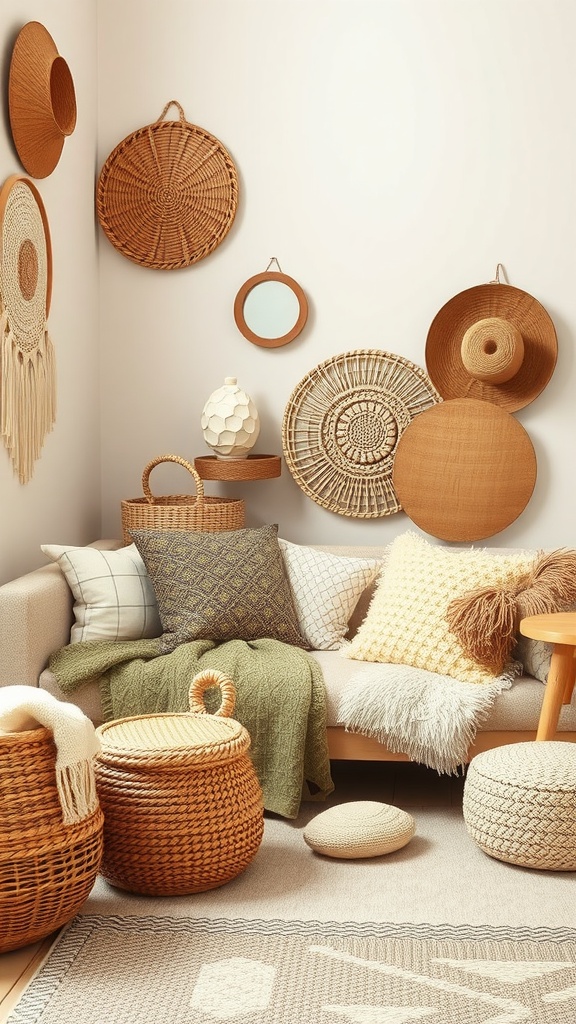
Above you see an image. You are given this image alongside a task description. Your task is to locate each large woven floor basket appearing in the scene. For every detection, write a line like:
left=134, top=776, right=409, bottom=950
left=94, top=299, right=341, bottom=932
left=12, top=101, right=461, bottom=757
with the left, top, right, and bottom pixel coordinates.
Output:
left=121, top=454, right=245, bottom=544
left=94, top=671, right=264, bottom=895
left=0, top=727, right=104, bottom=953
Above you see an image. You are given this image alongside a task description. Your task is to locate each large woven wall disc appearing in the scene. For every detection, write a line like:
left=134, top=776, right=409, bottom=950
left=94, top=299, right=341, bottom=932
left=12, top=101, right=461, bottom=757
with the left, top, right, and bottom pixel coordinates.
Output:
left=425, top=283, right=557, bottom=412
left=282, top=350, right=441, bottom=518
left=392, top=398, right=537, bottom=542
left=96, top=101, right=239, bottom=270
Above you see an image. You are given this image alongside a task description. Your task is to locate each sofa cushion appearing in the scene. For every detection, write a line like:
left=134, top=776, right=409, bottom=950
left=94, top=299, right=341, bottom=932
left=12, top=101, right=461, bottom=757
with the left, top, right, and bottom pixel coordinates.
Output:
left=41, top=543, right=162, bottom=643
left=278, top=538, right=381, bottom=650
left=342, top=531, right=536, bottom=684
left=130, top=524, right=307, bottom=652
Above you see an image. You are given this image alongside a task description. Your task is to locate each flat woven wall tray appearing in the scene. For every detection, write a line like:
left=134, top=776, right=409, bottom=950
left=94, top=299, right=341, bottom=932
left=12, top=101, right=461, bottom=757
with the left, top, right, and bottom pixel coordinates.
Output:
left=282, top=349, right=441, bottom=518
left=97, top=101, right=239, bottom=269
left=121, top=454, right=245, bottom=544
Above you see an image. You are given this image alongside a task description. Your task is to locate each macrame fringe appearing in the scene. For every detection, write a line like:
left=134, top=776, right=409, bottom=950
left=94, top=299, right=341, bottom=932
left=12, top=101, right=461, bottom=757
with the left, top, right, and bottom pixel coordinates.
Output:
left=447, top=549, right=576, bottom=672
left=0, top=316, right=56, bottom=484
left=56, top=761, right=99, bottom=826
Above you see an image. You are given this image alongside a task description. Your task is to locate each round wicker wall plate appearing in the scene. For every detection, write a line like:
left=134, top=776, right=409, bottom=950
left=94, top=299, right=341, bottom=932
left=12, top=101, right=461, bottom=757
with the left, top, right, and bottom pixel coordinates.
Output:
left=282, top=349, right=441, bottom=518
left=96, top=101, right=239, bottom=270
left=392, top=398, right=537, bottom=542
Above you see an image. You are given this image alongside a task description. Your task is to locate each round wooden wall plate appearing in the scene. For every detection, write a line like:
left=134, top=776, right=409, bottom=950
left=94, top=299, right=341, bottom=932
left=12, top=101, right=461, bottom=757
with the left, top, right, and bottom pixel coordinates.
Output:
left=392, top=398, right=537, bottom=541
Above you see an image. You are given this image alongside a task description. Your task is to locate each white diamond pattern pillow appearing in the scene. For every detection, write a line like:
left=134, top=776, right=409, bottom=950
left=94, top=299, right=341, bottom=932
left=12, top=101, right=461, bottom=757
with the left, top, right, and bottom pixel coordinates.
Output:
left=41, top=543, right=162, bottom=643
left=278, top=539, right=381, bottom=650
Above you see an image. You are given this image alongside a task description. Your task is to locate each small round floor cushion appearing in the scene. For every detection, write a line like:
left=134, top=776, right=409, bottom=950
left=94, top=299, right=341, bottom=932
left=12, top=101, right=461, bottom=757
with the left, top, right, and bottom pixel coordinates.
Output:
left=303, top=800, right=416, bottom=859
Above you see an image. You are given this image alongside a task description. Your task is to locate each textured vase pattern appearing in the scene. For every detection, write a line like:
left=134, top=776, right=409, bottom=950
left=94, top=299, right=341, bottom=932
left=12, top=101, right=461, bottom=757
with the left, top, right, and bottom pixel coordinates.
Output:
left=201, top=377, right=260, bottom=459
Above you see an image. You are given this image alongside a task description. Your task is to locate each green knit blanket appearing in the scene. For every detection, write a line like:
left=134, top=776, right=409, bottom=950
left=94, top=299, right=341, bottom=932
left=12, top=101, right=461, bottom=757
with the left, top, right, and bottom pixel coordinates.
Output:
left=49, top=636, right=334, bottom=819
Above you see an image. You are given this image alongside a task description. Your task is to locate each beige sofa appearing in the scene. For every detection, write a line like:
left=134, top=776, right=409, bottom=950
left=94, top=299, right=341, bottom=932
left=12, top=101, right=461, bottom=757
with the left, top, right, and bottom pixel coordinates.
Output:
left=1, top=539, right=575, bottom=764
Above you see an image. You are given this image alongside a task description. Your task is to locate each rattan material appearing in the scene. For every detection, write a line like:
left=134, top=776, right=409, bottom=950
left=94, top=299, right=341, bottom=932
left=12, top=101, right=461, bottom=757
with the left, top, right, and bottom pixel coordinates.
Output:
left=9, top=21, right=77, bottom=179
left=282, top=349, right=440, bottom=518
left=392, top=398, right=537, bottom=542
left=94, top=671, right=264, bottom=895
left=425, top=282, right=557, bottom=411
left=194, top=454, right=281, bottom=480
left=121, top=454, right=245, bottom=544
left=463, top=742, right=576, bottom=871
left=0, top=726, right=103, bottom=953
left=97, top=100, right=239, bottom=269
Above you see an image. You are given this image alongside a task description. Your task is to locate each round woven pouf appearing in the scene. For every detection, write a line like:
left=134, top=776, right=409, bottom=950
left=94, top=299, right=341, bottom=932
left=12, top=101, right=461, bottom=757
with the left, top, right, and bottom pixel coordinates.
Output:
left=303, top=801, right=415, bottom=859
left=463, top=742, right=576, bottom=871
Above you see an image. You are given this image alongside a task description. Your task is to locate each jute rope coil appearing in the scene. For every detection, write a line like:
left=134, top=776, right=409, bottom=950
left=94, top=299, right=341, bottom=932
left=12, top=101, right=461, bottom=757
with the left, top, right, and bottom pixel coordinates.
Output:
left=461, top=317, right=524, bottom=384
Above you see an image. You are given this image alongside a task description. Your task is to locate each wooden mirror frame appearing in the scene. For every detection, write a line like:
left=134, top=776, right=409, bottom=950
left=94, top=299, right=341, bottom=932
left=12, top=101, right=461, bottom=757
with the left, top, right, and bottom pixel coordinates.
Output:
left=234, top=271, right=308, bottom=348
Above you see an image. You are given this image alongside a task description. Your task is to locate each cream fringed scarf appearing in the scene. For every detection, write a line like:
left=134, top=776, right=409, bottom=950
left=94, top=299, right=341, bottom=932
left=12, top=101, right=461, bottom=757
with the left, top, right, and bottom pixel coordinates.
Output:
left=0, top=176, right=56, bottom=484
left=0, top=686, right=101, bottom=825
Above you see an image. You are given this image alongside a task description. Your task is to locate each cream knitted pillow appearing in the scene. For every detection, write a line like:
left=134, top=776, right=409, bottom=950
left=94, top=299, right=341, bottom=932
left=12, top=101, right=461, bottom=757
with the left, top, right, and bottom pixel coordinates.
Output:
left=343, top=532, right=536, bottom=684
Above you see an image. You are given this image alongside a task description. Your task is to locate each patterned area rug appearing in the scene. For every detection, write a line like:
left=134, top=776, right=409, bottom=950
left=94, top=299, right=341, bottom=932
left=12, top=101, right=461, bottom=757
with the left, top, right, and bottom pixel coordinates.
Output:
left=8, top=916, right=576, bottom=1023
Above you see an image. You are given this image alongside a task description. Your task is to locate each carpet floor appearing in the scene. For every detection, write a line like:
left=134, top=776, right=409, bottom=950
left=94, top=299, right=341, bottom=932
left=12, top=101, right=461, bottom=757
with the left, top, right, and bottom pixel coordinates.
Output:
left=6, top=762, right=576, bottom=1023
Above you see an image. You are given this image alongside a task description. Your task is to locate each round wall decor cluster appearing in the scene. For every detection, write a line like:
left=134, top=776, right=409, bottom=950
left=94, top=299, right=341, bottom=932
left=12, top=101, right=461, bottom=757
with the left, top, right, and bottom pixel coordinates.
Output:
left=282, top=349, right=441, bottom=519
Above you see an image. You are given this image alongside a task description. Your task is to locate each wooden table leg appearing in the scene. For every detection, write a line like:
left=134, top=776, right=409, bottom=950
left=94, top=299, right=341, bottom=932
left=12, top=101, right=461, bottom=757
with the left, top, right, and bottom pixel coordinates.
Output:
left=536, top=644, right=575, bottom=741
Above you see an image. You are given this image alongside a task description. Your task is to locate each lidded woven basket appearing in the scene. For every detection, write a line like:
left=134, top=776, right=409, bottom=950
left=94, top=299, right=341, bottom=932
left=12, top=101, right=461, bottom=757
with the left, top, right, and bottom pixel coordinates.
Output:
left=121, top=453, right=245, bottom=544
left=0, top=727, right=104, bottom=953
left=95, top=671, right=264, bottom=895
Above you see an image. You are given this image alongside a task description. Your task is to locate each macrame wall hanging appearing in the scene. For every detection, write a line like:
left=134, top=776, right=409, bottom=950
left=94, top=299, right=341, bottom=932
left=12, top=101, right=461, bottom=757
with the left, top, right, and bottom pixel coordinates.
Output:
left=0, top=174, right=56, bottom=484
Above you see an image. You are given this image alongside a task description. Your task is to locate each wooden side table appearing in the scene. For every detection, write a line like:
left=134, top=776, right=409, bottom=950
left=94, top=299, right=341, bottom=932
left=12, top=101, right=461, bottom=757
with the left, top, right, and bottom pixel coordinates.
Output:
left=519, top=613, right=576, bottom=740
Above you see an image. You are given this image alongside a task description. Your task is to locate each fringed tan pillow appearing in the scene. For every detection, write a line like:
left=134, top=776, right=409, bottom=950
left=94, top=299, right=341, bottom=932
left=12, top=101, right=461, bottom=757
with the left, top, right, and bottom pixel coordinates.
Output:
left=447, top=549, right=576, bottom=674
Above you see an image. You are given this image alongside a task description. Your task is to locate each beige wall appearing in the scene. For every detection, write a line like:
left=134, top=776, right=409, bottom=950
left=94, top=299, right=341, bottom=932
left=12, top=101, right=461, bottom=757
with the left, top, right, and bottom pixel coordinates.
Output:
left=1, top=1, right=575, bottom=583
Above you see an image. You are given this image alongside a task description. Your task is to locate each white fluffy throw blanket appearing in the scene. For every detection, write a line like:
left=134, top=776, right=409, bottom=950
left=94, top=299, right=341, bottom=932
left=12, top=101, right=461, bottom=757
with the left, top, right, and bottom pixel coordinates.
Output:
left=0, top=686, right=101, bottom=824
left=338, top=662, right=521, bottom=774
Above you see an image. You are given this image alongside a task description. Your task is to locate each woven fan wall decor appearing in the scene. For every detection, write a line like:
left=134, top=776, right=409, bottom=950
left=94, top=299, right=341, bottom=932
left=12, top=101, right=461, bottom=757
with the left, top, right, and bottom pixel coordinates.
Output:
left=282, top=350, right=441, bottom=518
left=0, top=174, right=56, bottom=484
left=97, top=101, right=239, bottom=270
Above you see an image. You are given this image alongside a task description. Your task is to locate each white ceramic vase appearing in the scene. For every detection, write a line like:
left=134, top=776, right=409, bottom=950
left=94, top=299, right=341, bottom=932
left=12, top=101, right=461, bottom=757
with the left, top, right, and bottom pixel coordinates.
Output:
left=201, top=377, right=260, bottom=459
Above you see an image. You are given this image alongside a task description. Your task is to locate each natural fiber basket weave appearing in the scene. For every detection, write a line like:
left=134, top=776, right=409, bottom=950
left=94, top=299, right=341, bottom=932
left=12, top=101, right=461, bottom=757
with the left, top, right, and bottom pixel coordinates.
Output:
left=121, top=454, right=245, bottom=544
left=0, top=727, right=104, bottom=953
left=95, top=671, right=264, bottom=895
left=97, top=100, right=239, bottom=269
left=463, top=741, right=576, bottom=871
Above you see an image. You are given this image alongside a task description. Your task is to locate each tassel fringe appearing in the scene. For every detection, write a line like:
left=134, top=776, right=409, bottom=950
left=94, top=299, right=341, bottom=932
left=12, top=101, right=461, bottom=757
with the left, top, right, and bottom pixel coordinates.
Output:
left=0, top=316, right=56, bottom=484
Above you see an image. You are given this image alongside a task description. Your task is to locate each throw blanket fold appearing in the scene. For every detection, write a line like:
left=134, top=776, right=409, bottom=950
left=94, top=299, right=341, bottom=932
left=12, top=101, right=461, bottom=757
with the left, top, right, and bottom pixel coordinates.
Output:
left=338, top=662, right=522, bottom=775
left=0, top=685, right=100, bottom=824
left=49, top=637, right=334, bottom=819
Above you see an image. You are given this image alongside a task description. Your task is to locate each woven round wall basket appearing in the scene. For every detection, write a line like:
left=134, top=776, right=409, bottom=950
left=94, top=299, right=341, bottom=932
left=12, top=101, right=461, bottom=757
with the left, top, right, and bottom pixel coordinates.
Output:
left=97, top=100, right=239, bottom=270
left=121, top=454, right=245, bottom=544
left=282, top=349, right=441, bottom=518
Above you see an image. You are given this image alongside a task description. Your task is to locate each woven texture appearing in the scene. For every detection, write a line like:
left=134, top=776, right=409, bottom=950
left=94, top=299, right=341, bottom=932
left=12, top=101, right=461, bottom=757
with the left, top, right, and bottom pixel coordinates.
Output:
left=343, top=531, right=536, bottom=684
left=425, top=282, right=557, bottom=412
left=97, top=100, right=239, bottom=269
left=304, top=800, right=415, bottom=859
left=121, top=454, right=245, bottom=543
left=95, top=672, right=264, bottom=894
left=130, top=524, right=307, bottom=652
left=463, top=742, right=576, bottom=870
left=0, top=727, right=103, bottom=953
left=282, top=349, right=440, bottom=518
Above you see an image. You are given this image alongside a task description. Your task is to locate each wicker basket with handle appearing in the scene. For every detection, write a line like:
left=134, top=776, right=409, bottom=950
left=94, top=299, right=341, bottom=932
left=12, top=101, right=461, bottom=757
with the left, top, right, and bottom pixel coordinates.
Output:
left=121, top=453, right=245, bottom=544
left=0, top=726, right=104, bottom=953
left=94, top=670, right=264, bottom=895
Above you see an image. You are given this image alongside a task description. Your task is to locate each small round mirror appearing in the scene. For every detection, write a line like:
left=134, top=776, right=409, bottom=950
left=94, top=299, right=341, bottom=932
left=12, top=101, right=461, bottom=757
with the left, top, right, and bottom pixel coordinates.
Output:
left=234, top=271, right=308, bottom=348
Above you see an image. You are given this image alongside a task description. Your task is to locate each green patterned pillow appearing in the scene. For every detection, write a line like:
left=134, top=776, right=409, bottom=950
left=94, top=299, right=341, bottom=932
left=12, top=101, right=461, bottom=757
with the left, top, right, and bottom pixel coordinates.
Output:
left=129, top=525, right=307, bottom=652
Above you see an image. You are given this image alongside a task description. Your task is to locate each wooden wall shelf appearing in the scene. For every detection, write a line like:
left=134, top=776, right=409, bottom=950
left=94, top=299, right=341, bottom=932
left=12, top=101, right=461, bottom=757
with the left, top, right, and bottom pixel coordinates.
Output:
left=194, top=454, right=281, bottom=481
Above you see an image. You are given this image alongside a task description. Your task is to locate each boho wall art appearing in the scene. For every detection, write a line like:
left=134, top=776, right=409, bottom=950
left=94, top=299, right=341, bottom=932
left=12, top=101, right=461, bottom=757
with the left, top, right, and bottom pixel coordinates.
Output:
left=282, top=349, right=440, bottom=518
left=97, top=101, right=239, bottom=270
left=0, top=175, right=56, bottom=484
left=9, top=21, right=77, bottom=179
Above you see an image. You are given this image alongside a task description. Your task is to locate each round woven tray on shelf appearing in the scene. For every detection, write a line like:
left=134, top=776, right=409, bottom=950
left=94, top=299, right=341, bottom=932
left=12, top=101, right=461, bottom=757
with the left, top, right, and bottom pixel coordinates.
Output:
left=282, top=349, right=441, bottom=518
left=95, top=671, right=264, bottom=895
left=96, top=100, right=239, bottom=270
left=194, top=454, right=281, bottom=481
left=0, top=726, right=104, bottom=953
left=121, top=454, right=245, bottom=544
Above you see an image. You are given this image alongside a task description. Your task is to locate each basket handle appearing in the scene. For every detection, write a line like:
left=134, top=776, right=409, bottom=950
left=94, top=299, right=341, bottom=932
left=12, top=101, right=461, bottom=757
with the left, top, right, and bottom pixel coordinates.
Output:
left=157, top=100, right=187, bottom=123
left=141, top=454, right=205, bottom=505
left=189, top=670, right=236, bottom=718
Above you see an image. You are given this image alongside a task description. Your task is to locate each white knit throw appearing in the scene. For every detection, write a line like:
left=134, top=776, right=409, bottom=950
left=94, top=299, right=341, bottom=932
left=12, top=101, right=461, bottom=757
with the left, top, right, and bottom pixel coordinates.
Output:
left=338, top=662, right=521, bottom=775
left=0, top=686, right=101, bottom=824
